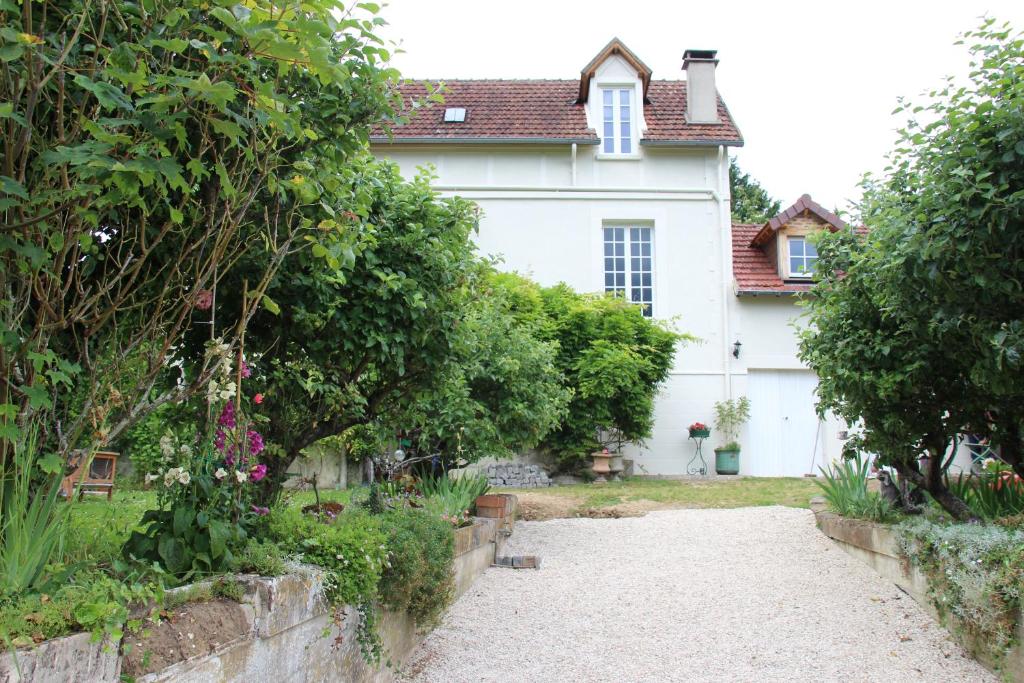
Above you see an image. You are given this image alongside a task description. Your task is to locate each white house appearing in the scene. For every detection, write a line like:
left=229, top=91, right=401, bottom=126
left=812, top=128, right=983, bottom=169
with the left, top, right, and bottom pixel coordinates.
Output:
left=370, top=39, right=969, bottom=477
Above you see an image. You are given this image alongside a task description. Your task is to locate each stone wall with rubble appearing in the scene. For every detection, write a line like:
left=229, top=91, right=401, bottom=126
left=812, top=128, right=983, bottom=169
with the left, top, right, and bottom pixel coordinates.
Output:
left=483, top=462, right=552, bottom=488
left=0, top=512, right=513, bottom=683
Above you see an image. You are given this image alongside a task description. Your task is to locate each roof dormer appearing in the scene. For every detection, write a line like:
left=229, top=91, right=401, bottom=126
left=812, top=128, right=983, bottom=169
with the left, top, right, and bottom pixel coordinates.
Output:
left=577, top=38, right=652, bottom=104
left=734, top=195, right=850, bottom=296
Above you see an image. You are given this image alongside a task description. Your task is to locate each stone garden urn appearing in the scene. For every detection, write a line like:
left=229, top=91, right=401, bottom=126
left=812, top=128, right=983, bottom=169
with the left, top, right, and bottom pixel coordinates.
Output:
left=591, top=449, right=612, bottom=483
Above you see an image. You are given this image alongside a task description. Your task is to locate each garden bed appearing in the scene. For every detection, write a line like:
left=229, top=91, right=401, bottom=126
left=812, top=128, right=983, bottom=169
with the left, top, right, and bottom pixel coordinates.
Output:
left=812, top=502, right=1024, bottom=681
left=0, top=509, right=513, bottom=683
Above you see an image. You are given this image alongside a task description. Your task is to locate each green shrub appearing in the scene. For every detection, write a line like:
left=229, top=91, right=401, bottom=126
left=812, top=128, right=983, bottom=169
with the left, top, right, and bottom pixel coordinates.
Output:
left=897, top=518, right=1024, bottom=664
left=817, top=456, right=900, bottom=523
left=416, top=472, right=489, bottom=524
left=378, top=509, right=454, bottom=628
left=945, top=463, right=1024, bottom=520
left=233, top=539, right=287, bottom=577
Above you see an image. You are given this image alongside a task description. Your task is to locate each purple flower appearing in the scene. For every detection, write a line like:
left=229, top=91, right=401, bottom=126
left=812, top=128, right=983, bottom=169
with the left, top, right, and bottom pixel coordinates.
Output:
left=241, top=360, right=252, bottom=379
left=214, top=429, right=226, bottom=452
left=251, top=505, right=269, bottom=516
left=218, top=402, right=236, bottom=429
left=249, top=463, right=267, bottom=482
left=225, top=452, right=235, bottom=467
left=247, top=429, right=264, bottom=456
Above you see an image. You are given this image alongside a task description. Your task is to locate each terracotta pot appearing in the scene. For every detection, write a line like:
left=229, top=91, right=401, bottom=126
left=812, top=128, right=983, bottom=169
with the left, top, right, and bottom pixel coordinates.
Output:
left=591, top=451, right=612, bottom=483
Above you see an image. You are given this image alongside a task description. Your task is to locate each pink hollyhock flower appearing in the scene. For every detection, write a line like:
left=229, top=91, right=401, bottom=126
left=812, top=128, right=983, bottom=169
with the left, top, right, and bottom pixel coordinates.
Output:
left=218, top=402, right=236, bottom=429
left=247, top=429, right=264, bottom=455
left=253, top=393, right=264, bottom=405
left=250, top=463, right=268, bottom=482
left=251, top=505, right=270, bottom=516
left=241, top=360, right=252, bottom=379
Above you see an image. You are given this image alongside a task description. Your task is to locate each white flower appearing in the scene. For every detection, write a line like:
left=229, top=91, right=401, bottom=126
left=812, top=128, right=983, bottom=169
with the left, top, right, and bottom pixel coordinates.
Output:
left=207, top=379, right=221, bottom=403
left=215, top=468, right=227, bottom=480
left=164, top=467, right=182, bottom=487
left=177, top=470, right=191, bottom=485
left=159, top=434, right=175, bottom=458
left=235, top=469, right=247, bottom=483
left=220, top=357, right=234, bottom=377
left=219, top=381, right=237, bottom=401
left=179, top=443, right=192, bottom=456
left=144, top=473, right=159, bottom=484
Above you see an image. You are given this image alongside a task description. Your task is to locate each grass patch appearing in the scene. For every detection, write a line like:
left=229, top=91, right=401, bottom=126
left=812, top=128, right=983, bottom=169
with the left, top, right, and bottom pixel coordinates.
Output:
left=503, top=476, right=821, bottom=519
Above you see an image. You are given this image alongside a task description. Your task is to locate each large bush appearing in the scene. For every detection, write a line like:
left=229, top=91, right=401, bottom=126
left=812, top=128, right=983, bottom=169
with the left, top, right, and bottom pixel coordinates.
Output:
left=536, top=284, right=686, bottom=469
left=799, top=22, right=1024, bottom=519
left=0, top=0, right=400, bottom=457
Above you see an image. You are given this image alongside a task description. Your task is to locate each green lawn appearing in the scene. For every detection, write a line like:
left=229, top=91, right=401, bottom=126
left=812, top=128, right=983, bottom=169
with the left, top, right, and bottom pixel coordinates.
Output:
left=500, top=476, right=823, bottom=520
left=61, top=486, right=354, bottom=567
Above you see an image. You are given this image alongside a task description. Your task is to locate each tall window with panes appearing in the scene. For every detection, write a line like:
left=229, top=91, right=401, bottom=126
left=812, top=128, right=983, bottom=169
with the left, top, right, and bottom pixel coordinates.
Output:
left=603, top=226, right=653, bottom=316
left=601, top=88, right=633, bottom=154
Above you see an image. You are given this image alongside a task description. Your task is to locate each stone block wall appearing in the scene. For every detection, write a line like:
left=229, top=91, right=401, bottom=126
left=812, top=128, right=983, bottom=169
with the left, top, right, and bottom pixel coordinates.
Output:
left=483, top=462, right=552, bottom=488
left=0, top=505, right=516, bottom=683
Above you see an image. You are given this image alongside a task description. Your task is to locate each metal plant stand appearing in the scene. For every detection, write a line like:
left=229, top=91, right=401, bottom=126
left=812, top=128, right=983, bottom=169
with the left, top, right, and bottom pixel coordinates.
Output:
left=687, top=433, right=709, bottom=476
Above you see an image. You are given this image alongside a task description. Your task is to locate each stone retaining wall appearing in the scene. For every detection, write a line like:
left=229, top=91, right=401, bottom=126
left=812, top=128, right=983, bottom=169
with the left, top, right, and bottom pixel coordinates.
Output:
left=0, top=506, right=515, bottom=683
left=812, top=504, right=1023, bottom=682
left=482, top=462, right=551, bottom=488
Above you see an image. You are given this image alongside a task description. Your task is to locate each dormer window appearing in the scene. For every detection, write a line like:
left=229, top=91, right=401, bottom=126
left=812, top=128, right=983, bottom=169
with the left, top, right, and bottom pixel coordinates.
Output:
left=601, top=88, right=634, bottom=154
left=787, top=236, right=818, bottom=278
left=443, top=107, right=466, bottom=123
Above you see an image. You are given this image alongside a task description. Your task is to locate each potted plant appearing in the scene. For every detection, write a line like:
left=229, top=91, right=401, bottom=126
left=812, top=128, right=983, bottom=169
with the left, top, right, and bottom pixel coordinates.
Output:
left=712, top=397, right=750, bottom=475
left=688, top=422, right=711, bottom=439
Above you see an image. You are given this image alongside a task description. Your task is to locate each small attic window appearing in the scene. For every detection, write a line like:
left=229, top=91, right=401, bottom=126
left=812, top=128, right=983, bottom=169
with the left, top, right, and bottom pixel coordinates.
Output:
left=443, top=107, right=466, bottom=123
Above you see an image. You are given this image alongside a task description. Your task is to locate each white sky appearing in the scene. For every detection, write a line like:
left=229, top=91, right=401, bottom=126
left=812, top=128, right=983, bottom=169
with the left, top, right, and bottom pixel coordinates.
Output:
left=376, top=0, right=1023, bottom=215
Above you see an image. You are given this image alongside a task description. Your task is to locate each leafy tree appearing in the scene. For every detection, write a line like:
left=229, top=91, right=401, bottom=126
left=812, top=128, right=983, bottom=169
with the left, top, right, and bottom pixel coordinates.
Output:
left=392, top=271, right=571, bottom=466
left=729, top=157, right=782, bottom=224
left=230, top=160, right=481, bottom=496
left=799, top=21, right=1024, bottom=519
left=0, top=0, right=400, bottom=457
left=535, top=286, right=686, bottom=469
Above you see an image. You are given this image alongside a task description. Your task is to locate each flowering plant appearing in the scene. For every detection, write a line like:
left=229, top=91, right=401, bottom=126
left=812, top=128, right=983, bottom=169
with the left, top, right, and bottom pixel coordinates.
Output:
left=124, top=346, right=270, bottom=579
left=688, top=421, right=711, bottom=438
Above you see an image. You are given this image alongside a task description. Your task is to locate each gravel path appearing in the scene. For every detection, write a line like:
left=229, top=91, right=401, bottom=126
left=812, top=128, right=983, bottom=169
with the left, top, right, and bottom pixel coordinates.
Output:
left=404, top=507, right=993, bottom=682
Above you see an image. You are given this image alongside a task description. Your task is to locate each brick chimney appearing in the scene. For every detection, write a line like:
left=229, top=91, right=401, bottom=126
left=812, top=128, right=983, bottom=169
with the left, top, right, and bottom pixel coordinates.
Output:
left=683, top=49, right=720, bottom=124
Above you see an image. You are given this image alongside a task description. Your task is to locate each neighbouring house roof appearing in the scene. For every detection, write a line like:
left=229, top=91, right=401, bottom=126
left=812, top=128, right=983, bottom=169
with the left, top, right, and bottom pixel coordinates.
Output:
left=732, top=222, right=813, bottom=296
left=749, top=194, right=846, bottom=247
left=370, top=79, right=743, bottom=147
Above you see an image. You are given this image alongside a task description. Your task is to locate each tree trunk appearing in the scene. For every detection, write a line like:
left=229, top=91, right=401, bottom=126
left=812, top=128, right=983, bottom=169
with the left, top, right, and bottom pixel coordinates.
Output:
left=893, top=456, right=980, bottom=523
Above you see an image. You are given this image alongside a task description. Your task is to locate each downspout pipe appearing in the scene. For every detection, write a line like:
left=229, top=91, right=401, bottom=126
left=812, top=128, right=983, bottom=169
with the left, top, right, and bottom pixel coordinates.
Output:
left=571, top=143, right=577, bottom=186
left=718, top=145, right=733, bottom=401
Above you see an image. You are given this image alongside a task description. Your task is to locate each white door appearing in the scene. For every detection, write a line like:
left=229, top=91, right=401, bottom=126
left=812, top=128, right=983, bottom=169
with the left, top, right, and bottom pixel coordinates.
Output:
left=747, top=370, right=822, bottom=477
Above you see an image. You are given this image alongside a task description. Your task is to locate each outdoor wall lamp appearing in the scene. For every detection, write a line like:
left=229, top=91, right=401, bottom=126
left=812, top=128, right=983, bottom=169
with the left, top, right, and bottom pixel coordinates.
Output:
left=732, top=340, right=742, bottom=358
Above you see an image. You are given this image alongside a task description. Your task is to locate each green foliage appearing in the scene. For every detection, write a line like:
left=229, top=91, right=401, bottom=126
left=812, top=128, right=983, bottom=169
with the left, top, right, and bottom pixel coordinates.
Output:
left=0, top=569, right=161, bottom=648
left=233, top=539, right=287, bottom=578
left=712, top=397, right=751, bottom=450
left=416, top=473, right=490, bottom=524
left=897, top=518, right=1024, bottom=663
left=817, top=456, right=900, bottom=523
left=377, top=509, right=455, bottom=628
left=117, top=404, right=195, bottom=484
left=265, top=508, right=387, bottom=609
left=211, top=577, right=246, bottom=603
left=535, top=285, right=686, bottom=468
left=0, top=0, right=402, bottom=454
left=391, top=270, right=571, bottom=466
left=235, top=159, right=482, bottom=497
left=0, top=431, right=68, bottom=597
left=945, top=463, right=1024, bottom=520
left=799, top=22, right=1024, bottom=518
left=729, top=158, right=782, bottom=224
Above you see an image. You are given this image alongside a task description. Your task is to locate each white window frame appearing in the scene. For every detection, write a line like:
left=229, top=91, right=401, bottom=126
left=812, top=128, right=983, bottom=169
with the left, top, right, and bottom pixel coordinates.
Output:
left=787, top=236, right=818, bottom=279
left=598, top=86, right=638, bottom=157
left=603, top=224, right=654, bottom=317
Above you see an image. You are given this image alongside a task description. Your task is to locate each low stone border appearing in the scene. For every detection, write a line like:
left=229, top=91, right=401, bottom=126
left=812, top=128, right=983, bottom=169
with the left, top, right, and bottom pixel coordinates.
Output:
left=812, top=502, right=1024, bottom=681
left=0, top=500, right=517, bottom=683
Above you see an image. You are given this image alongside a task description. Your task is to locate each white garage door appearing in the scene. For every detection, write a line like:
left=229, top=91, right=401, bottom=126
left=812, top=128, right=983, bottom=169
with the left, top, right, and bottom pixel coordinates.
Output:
left=747, top=370, right=823, bottom=477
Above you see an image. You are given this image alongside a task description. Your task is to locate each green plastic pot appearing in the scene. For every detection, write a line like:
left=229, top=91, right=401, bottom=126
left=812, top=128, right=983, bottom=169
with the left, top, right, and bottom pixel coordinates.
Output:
left=714, top=448, right=740, bottom=475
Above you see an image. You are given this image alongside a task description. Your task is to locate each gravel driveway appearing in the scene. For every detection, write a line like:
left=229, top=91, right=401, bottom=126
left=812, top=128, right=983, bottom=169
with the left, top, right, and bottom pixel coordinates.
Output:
left=404, top=506, right=993, bottom=682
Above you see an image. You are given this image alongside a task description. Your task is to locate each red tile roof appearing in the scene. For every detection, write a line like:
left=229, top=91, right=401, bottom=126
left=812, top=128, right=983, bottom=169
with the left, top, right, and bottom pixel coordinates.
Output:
left=732, top=223, right=812, bottom=295
left=371, top=80, right=743, bottom=146
left=750, top=194, right=846, bottom=247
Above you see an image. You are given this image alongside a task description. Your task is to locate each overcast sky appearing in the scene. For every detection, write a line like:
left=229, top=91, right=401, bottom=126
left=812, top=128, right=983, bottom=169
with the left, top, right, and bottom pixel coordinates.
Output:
left=376, top=0, right=1023, bottom=215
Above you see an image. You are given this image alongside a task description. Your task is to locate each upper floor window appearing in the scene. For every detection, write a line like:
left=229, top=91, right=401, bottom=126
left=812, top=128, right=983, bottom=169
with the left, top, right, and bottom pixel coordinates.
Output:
left=788, top=236, right=818, bottom=278
left=604, top=225, right=653, bottom=316
left=601, top=88, right=633, bottom=155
